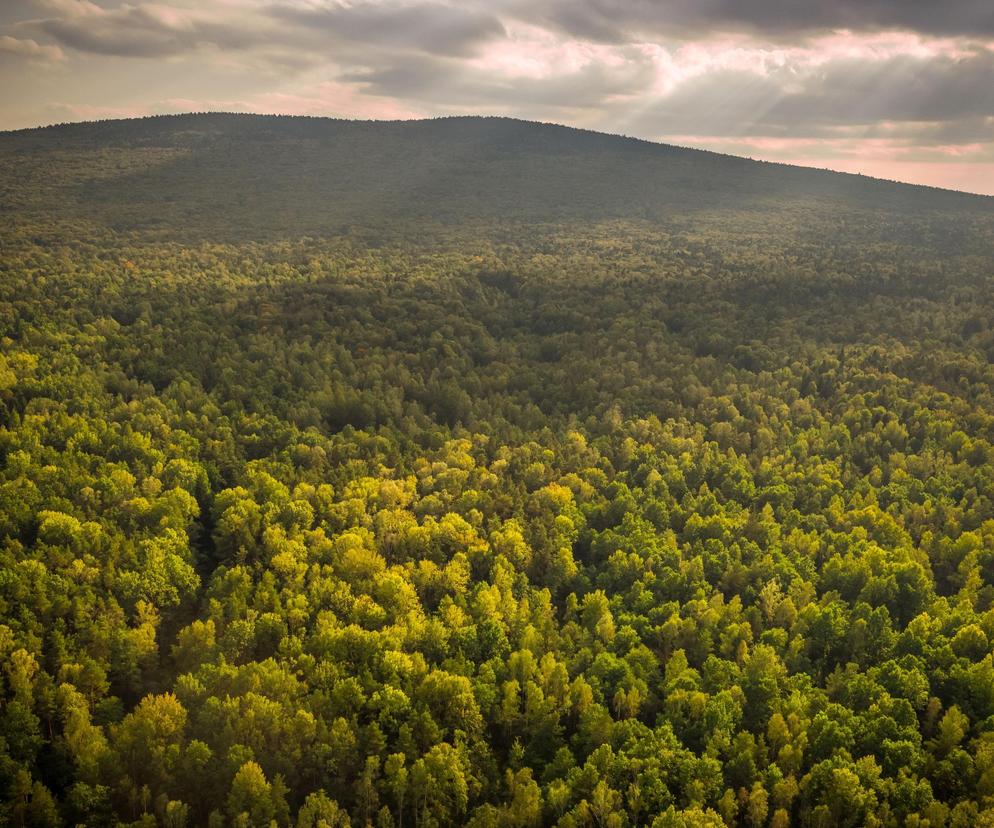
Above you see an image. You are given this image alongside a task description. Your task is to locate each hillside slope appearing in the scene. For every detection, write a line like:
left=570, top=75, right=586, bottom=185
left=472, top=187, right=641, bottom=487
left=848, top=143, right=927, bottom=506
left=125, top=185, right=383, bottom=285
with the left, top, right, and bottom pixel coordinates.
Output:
left=2, top=113, right=992, bottom=242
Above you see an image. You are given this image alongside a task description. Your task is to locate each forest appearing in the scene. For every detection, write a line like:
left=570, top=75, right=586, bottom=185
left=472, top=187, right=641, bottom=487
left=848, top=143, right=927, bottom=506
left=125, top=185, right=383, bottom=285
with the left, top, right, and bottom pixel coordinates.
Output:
left=2, top=113, right=994, bottom=826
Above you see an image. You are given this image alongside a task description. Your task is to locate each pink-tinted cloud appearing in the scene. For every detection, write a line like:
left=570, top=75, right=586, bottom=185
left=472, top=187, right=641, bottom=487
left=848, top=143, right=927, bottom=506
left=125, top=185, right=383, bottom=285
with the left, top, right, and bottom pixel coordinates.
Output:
left=0, top=33, right=63, bottom=61
left=663, top=134, right=994, bottom=195
left=799, top=159, right=994, bottom=195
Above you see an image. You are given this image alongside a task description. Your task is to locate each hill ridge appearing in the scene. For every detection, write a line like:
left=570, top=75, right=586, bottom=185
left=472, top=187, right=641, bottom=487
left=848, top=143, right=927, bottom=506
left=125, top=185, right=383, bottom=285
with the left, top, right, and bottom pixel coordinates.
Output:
left=4, top=112, right=992, bottom=202
left=2, top=112, right=993, bottom=245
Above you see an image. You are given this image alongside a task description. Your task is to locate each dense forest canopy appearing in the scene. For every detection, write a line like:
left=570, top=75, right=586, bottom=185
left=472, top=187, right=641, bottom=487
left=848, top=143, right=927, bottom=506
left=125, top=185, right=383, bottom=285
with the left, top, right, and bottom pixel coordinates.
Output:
left=3, top=113, right=994, bottom=827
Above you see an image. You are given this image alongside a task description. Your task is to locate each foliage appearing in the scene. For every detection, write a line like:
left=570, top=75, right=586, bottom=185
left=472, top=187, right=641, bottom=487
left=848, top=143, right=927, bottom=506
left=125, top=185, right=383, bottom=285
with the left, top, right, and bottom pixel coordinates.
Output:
left=2, top=114, right=994, bottom=826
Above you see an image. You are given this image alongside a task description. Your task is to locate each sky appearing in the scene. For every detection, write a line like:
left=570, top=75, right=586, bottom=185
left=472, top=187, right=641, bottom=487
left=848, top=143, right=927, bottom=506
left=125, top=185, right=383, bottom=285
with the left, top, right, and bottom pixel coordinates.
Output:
left=2, top=0, right=994, bottom=194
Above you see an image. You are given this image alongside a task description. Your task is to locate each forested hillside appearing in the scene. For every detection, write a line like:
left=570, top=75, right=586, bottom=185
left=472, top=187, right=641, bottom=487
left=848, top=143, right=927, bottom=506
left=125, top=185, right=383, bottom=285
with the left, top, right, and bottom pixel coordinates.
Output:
left=3, top=114, right=994, bottom=827
left=3, top=114, right=990, bottom=242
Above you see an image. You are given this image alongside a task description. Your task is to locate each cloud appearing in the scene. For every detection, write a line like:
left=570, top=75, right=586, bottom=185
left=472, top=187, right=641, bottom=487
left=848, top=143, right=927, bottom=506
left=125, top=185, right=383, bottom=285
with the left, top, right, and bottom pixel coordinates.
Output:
left=24, top=0, right=506, bottom=63
left=773, top=50, right=994, bottom=126
left=0, top=33, right=64, bottom=60
left=343, top=44, right=656, bottom=113
left=617, top=47, right=994, bottom=140
left=503, top=0, right=994, bottom=43
left=269, top=2, right=505, bottom=57
left=31, top=2, right=273, bottom=58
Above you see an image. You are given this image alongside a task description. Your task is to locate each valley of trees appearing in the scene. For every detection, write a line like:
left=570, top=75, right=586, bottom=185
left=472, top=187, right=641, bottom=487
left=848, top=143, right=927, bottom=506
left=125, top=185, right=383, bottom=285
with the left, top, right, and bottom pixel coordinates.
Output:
left=3, top=114, right=994, bottom=826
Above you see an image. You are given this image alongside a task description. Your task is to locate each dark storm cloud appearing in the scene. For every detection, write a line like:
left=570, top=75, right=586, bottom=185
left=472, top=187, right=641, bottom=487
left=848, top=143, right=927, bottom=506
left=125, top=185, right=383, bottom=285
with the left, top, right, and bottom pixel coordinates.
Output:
left=508, top=0, right=994, bottom=43
left=268, top=2, right=505, bottom=57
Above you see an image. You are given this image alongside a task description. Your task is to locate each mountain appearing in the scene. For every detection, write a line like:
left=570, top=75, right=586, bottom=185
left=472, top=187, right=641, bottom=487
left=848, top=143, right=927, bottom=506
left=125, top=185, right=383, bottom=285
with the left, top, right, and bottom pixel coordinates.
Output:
left=2, top=113, right=991, bottom=242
